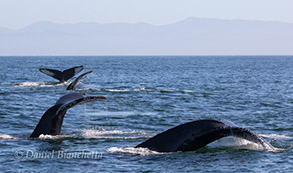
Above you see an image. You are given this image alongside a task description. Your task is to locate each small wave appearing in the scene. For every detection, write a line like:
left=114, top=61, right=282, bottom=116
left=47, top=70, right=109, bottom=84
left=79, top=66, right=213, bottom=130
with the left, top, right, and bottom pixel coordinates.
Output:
left=160, top=89, right=175, bottom=93
left=133, top=88, right=154, bottom=92
left=101, top=88, right=196, bottom=93
left=107, top=146, right=165, bottom=156
left=75, top=88, right=101, bottom=91
left=0, top=133, right=18, bottom=139
left=87, top=111, right=140, bottom=116
left=102, top=88, right=153, bottom=92
left=260, top=134, right=292, bottom=139
left=77, top=87, right=195, bottom=94
left=160, top=89, right=197, bottom=93
left=182, top=90, right=196, bottom=93
left=105, top=89, right=132, bottom=92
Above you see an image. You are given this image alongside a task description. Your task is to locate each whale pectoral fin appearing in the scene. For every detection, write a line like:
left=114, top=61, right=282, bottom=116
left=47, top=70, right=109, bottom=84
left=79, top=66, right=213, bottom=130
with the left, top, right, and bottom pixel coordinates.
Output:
left=30, top=93, right=107, bottom=138
left=62, top=65, right=84, bottom=82
left=67, top=70, right=93, bottom=90
left=39, top=68, right=63, bottom=82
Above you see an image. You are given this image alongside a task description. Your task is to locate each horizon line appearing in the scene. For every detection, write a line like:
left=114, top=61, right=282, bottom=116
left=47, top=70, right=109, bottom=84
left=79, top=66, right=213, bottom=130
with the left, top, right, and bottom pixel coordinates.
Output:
left=1, top=55, right=293, bottom=57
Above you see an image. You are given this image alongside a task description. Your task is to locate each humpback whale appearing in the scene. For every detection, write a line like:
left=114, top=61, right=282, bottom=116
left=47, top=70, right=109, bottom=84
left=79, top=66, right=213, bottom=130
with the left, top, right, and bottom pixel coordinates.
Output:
left=39, top=66, right=84, bottom=82
left=30, top=92, right=107, bottom=138
left=67, top=70, right=93, bottom=90
left=136, top=119, right=275, bottom=152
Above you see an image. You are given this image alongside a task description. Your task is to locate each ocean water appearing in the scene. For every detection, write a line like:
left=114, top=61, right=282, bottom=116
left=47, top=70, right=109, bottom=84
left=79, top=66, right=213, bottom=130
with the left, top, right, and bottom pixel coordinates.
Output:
left=0, top=56, right=292, bottom=172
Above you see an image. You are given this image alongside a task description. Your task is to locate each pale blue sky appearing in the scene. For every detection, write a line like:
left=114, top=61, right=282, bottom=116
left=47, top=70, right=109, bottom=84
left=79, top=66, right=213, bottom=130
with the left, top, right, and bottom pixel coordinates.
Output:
left=0, top=0, right=292, bottom=29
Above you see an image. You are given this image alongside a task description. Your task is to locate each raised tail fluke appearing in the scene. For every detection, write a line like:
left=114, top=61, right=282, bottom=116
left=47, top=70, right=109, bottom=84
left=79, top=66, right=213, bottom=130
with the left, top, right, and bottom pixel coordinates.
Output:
left=135, top=119, right=276, bottom=152
left=30, top=92, right=107, bottom=138
left=39, top=65, right=84, bottom=82
left=67, top=70, right=93, bottom=90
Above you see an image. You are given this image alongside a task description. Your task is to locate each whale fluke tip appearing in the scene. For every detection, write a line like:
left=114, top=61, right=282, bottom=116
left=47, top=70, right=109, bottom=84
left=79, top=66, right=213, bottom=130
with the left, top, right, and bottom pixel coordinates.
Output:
left=39, top=65, right=84, bottom=82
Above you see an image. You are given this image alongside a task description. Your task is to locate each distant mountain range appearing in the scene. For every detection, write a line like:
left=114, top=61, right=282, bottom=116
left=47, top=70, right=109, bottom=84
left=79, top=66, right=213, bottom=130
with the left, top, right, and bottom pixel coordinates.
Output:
left=1, top=17, right=293, bottom=55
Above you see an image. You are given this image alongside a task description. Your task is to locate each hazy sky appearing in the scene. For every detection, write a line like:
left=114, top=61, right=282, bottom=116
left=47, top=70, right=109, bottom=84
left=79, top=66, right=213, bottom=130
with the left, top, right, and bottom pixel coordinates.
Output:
left=0, top=0, right=292, bottom=29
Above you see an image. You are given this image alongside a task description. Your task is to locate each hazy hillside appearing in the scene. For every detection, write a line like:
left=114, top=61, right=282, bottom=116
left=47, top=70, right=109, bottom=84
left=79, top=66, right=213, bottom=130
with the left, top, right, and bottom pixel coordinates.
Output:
left=1, top=17, right=293, bottom=55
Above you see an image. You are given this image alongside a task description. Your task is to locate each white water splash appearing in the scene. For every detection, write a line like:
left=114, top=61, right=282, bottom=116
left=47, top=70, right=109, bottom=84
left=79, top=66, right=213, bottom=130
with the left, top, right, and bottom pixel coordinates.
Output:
left=208, top=136, right=282, bottom=152
left=80, top=128, right=149, bottom=139
left=12, top=81, right=70, bottom=87
left=81, top=129, right=147, bottom=135
left=210, top=136, right=268, bottom=150
left=107, top=146, right=165, bottom=156
left=38, top=134, right=75, bottom=139
left=0, top=133, right=18, bottom=139
left=36, top=129, right=149, bottom=140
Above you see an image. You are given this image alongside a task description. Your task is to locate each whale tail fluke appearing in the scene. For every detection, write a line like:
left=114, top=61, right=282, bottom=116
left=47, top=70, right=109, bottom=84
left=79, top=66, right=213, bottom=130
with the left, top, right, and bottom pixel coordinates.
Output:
left=30, top=92, right=107, bottom=138
left=136, top=119, right=275, bottom=152
left=67, top=70, right=93, bottom=90
left=39, top=65, right=84, bottom=82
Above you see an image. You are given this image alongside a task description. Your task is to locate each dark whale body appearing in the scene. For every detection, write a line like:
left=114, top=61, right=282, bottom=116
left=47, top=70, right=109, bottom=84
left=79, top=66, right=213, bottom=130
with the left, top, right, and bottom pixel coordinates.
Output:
left=136, top=119, right=275, bottom=152
left=39, top=66, right=84, bottom=82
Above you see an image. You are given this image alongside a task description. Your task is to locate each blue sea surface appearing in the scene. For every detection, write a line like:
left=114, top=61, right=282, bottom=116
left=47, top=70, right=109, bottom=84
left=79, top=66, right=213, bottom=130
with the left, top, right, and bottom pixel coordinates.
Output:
left=0, top=56, right=292, bottom=172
